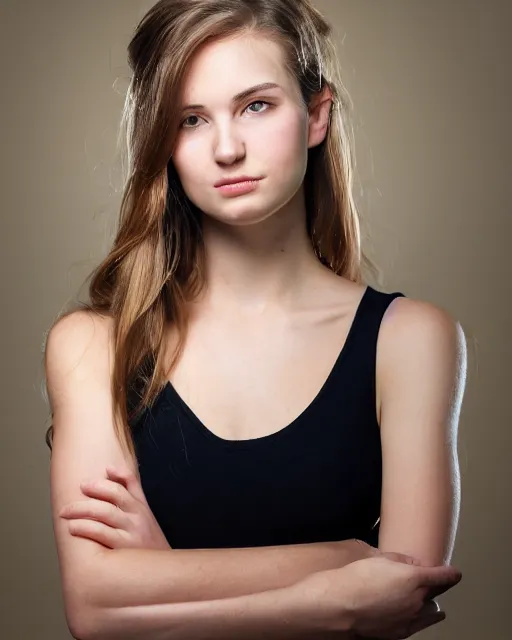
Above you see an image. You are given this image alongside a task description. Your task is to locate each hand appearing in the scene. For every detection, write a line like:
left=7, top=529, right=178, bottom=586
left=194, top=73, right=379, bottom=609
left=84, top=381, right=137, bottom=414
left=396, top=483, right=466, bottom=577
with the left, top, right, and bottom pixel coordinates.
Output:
left=334, top=543, right=438, bottom=639
left=59, top=465, right=171, bottom=551
left=351, top=600, right=442, bottom=640
left=292, top=555, right=461, bottom=639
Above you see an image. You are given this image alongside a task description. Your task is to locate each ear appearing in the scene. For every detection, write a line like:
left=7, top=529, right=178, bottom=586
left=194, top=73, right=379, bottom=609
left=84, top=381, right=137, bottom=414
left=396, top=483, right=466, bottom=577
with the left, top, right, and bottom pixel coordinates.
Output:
left=307, top=84, right=334, bottom=149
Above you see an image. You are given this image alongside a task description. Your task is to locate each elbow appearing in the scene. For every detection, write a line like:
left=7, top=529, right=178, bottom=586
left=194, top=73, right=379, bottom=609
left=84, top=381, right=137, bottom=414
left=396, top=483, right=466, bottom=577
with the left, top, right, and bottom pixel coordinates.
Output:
left=66, top=602, right=106, bottom=640
left=66, top=609, right=91, bottom=640
left=68, top=618, right=90, bottom=640
left=378, top=536, right=452, bottom=568
left=61, top=550, right=117, bottom=639
left=63, top=581, right=110, bottom=640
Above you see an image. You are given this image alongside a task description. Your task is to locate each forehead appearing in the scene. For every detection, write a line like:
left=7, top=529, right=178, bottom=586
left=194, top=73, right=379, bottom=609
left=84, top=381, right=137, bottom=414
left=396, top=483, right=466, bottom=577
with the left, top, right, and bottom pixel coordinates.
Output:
left=180, top=34, right=295, bottom=102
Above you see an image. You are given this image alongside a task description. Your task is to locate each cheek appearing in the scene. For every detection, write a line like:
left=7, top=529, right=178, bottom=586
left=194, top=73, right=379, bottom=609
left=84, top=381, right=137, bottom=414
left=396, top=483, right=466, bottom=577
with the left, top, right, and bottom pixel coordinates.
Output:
left=258, top=114, right=306, bottom=157
left=171, top=143, right=211, bottom=201
left=256, top=116, right=309, bottom=185
left=173, top=138, right=204, bottom=178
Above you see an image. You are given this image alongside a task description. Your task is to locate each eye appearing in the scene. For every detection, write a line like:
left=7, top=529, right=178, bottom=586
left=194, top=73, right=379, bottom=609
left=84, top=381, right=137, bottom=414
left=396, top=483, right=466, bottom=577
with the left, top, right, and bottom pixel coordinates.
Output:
left=180, top=114, right=201, bottom=129
left=245, top=100, right=270, bottom=114
left=180, top=100, right=272, bottom=129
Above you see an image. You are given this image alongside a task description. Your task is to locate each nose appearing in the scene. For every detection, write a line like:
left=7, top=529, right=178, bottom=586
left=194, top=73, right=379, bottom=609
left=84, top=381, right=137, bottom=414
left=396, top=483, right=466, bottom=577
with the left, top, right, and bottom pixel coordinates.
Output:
left=213, top=125, right=246, bottom=165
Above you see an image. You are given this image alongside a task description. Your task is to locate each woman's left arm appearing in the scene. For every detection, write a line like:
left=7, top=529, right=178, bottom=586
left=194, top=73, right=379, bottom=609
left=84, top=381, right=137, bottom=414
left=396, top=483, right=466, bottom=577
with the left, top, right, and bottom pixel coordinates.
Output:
left=376, top=297, right=468, bottom=567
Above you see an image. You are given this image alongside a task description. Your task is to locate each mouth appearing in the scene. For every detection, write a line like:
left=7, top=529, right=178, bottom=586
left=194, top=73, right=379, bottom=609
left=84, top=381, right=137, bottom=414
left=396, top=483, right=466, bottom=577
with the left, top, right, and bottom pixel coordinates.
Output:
left=214, top=178, right=263, bottom=197
left=214, top=176, right=263, bottom=188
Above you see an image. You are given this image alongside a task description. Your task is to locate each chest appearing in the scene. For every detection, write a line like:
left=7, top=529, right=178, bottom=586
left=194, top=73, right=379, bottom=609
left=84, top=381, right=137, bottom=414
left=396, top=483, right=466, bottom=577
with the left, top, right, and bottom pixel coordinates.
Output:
left=165, top=304, right=370, bottom=441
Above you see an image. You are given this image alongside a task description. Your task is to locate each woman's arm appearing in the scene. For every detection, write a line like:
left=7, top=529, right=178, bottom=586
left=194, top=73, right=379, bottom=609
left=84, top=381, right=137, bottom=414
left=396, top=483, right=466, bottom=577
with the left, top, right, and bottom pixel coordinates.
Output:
left=46, top=312, right=371, bottom=637
left=75, top=565, right=351, bottom=640
left=74, top=553, right=462, bottom=640
left=376, top=298, right=467, bottom=566
left=76, top=539, right=369, bottom=610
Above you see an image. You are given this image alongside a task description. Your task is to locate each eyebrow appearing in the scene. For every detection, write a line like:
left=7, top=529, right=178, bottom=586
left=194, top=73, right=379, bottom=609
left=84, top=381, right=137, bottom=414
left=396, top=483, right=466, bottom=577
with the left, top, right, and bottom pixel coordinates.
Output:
left=181, top=82, right=282, bottom=112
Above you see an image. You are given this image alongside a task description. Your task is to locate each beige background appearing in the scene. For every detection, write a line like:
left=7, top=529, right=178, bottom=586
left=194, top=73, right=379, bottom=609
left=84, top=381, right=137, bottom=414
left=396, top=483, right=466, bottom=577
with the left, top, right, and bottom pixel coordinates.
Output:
left=1, top=0, right=509, bottom=638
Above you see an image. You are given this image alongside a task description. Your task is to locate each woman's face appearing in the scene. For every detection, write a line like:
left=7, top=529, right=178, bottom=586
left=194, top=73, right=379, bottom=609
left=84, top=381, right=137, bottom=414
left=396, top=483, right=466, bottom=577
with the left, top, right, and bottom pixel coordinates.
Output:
left=171, top=33, right=316, bottom=227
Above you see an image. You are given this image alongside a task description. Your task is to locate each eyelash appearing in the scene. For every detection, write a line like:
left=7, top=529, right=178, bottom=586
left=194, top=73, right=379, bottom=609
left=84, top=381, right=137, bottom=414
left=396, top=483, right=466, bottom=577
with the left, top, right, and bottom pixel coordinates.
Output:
left=180, top=100, right=272, bottom=130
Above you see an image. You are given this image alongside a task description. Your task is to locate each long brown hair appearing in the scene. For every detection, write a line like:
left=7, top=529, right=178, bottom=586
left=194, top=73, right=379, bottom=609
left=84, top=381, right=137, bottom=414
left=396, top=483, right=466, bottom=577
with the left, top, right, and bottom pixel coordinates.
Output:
left=43, top=0, right=379, bottom=464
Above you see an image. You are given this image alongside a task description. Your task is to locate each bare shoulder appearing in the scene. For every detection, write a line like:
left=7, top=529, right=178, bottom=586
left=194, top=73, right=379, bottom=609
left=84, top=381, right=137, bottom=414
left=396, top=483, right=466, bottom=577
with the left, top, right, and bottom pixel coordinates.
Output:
left=46, top=309, right=113, bottom=361
left=45, top=310, right=114, bottom=411
left=45, top=308, right=113, bottom=367
left=378, top=295, right=467, bottom=379
left=380, top=296, right=466, bottom=349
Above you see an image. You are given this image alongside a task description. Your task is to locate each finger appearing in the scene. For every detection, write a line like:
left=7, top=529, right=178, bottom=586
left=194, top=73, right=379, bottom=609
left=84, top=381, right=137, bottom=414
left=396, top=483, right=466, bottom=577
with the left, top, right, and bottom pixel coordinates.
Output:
left=106, top=466, right=147, bottom=504
left=419, top=599, right=441, bottom=616
left=408, top=610, right=446, bottom=635
left=424, top=583, right=456, bottom=600
left=68, top=519, right=122, bottom=549
left=60, top=498, right=126, bottom=528
left=105, top=466, right=130, bottom=488
left=80, top=479, right=130, bottom=510
left=421, top=566, right=462, bottom=599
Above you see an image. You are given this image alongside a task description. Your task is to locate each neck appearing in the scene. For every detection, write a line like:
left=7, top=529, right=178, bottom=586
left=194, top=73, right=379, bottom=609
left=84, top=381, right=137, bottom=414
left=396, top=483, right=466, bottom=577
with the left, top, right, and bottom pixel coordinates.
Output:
left=198, top=193, right=325, bottom=316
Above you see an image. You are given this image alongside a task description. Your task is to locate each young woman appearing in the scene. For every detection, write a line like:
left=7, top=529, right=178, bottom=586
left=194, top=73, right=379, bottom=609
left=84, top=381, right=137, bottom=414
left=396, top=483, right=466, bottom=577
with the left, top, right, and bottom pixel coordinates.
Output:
left=45, top=1, right=466, bottom=638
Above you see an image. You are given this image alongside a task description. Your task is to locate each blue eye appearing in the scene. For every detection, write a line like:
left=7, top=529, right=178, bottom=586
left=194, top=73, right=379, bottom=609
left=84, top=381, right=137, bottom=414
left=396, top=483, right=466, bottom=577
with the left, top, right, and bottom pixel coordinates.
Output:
left=246, top=101, right=269, bottom=114
left=180, top=100, right=271, bottom=129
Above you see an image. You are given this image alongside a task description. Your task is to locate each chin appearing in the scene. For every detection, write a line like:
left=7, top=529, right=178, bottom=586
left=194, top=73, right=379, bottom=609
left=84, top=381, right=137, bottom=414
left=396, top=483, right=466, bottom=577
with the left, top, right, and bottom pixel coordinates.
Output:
left=200, top=198, right=283, bottom=227
left=206, top=209, right=275, bottom=226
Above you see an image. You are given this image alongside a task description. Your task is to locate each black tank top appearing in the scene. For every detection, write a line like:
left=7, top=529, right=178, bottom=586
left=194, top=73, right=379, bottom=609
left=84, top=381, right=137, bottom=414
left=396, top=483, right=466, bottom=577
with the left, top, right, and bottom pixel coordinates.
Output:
left=130, top=286, right=405, bottom=549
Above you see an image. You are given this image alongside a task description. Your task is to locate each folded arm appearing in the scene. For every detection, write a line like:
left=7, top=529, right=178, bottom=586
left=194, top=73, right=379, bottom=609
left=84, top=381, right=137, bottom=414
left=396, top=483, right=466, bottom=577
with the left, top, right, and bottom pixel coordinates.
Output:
left=75, top=544, right=359, bottom=640
left=81, top=539, right=362, bottom=609
left=46, top=312, right=365, bottom=639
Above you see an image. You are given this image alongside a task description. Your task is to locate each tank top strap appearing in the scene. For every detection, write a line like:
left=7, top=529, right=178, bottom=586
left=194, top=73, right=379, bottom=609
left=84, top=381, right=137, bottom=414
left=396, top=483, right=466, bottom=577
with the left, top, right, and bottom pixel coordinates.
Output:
left=357, top=285, right=406, bottom=341
left=342, top=285, right=406, bottom=384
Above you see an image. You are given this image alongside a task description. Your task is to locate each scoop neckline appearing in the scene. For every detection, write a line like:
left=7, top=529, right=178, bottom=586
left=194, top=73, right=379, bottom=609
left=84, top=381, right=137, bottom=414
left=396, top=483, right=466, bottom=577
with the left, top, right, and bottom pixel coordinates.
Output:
left=161, top=285, right=372, bottom=450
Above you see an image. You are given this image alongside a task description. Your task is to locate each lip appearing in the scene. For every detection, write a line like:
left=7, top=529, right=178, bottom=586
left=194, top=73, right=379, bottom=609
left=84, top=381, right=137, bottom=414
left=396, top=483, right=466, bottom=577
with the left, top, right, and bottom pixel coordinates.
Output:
left=214, top=176, right=263, bottom=187
left=215, top=179, right=262, bottom=197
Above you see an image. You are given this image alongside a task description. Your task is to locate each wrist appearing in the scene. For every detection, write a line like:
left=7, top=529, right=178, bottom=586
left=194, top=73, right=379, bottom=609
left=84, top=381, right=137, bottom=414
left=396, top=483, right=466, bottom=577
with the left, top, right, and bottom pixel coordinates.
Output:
left=288, top=568, right=355, bottom=636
